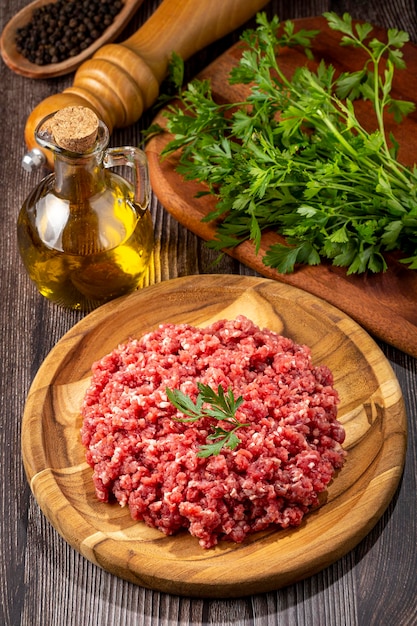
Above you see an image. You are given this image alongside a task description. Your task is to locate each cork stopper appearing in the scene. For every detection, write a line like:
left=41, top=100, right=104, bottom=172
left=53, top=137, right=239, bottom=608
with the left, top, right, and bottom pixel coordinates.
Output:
left=49, top=106, right=99, bottom=152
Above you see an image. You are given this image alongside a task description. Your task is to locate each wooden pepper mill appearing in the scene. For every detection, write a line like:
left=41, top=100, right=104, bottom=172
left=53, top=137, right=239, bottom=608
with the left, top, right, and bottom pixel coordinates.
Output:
left=24, top=0, right=270, bottom=168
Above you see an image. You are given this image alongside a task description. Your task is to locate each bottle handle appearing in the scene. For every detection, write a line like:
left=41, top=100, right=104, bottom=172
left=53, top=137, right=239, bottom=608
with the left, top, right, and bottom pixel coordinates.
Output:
left=103, top=146, right=150, bottom=212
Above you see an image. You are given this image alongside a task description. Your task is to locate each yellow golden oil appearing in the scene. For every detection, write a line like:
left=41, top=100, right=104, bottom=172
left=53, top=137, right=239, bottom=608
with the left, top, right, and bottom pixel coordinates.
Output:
left=18, top=171, right=153, bottom=311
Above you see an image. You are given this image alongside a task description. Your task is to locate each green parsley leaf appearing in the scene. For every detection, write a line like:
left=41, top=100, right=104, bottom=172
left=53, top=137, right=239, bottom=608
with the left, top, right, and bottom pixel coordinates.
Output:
left=166, top=383, right=249, bottom=457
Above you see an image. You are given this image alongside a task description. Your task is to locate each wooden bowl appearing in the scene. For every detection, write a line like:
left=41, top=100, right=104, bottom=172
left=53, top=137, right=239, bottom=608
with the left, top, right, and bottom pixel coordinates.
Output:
left=21, top=275, right=407, bottom=597
left=0, top=0, right=145, bottom=78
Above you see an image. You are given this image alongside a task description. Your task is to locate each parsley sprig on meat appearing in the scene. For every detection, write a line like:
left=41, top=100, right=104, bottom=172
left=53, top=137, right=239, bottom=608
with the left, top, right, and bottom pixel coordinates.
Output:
left=166, top=383, right=249, bottom=457
left=152, top=12, right=417, bottom=274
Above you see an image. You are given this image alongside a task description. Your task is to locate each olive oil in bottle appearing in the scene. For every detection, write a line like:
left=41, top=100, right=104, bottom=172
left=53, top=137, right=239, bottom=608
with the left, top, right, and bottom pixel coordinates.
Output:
left=18, top=106, right=154, bottom=311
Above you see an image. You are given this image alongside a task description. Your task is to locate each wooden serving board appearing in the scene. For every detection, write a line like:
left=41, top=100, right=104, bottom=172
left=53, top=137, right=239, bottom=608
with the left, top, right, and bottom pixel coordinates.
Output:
left=146, top=17, right=417, bottom=359
left=22, top=275, right=407, bottom=597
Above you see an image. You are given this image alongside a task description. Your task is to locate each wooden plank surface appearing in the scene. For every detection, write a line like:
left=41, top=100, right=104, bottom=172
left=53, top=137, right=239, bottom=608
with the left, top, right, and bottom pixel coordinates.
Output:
left=2, top=0, right=417, bottom=624
left=146, top=16, right=417, bottom=358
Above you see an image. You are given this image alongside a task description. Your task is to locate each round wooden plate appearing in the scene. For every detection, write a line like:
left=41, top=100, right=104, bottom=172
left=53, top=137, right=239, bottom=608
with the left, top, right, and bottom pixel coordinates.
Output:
left=21, top=275, right=407, bottom=598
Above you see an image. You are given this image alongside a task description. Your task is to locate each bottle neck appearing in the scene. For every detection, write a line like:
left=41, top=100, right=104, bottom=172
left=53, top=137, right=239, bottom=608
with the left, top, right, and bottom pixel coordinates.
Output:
left=54, top=151, right=106, bottom=202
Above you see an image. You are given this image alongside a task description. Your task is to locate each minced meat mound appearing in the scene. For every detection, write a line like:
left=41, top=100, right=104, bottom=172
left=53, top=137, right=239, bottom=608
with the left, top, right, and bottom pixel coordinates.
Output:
left=81, top=315, right=346, bottom=549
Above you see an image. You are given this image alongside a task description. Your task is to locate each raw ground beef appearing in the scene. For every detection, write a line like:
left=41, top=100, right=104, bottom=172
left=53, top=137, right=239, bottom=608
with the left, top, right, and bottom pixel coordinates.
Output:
left=81, top=315, right=346, bottom=549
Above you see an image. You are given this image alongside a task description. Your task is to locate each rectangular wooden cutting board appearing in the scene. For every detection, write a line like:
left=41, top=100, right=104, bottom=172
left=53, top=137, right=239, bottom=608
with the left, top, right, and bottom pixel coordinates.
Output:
left=146, top=16, right=417, bottom=358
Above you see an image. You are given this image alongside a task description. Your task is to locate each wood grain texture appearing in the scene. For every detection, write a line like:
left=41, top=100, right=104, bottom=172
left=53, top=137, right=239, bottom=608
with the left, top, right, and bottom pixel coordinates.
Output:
left=21, top=275, right=407, bottom=597
left=146, top=16, right=417, bottom=359
left=2, top=0, right=417, bottom=624
left=0, top=0, right=146, bottom=78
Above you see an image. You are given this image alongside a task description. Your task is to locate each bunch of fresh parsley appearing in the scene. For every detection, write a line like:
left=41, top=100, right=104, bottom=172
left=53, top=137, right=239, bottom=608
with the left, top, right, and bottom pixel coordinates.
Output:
left=149, top=12, right=417, bottom=274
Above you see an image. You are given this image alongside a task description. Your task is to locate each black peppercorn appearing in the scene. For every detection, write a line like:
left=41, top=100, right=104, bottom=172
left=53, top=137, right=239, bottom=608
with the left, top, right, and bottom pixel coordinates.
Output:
left=15, top=0, right=125, bottom=66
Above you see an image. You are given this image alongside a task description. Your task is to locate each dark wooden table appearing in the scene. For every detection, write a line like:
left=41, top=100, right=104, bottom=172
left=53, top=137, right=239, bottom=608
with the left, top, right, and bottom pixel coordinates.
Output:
left=1, top=1, right=417, bottom=624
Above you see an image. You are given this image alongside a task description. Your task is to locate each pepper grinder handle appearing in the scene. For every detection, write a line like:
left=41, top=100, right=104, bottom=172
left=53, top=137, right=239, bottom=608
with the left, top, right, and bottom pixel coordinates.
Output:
left=24, top=0, right=270, bottom=168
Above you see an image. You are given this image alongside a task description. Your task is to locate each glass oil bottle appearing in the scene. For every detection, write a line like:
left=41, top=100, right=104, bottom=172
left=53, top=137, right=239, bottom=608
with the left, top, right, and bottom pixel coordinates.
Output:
left=17, top=105, right=154, bottom=311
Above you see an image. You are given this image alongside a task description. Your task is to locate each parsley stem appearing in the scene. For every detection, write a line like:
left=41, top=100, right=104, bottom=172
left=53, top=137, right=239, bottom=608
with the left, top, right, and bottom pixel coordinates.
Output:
left=314, top=110, right=358, bottom=158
